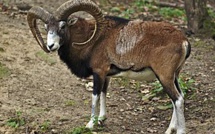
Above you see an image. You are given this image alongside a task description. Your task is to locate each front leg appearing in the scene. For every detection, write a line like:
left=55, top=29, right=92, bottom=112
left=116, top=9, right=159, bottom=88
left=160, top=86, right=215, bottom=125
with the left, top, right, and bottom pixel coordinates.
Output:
left=86, top=94, right=100, bottom=128
left=86, top=73, right=105, bottom=129
left=98, top=78, right=110, bottom=125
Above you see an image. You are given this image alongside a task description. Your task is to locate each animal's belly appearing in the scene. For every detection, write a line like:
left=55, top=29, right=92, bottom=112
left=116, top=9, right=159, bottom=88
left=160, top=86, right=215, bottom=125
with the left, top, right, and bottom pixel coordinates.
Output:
left=113, top=68, right=156, bottom=81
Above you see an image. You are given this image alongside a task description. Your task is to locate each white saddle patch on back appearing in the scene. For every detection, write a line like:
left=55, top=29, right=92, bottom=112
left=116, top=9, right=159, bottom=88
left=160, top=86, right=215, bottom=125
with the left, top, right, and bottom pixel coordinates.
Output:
left=113, top=68, right=156, bottom=81
left=116, top=20, right=143, bottom=55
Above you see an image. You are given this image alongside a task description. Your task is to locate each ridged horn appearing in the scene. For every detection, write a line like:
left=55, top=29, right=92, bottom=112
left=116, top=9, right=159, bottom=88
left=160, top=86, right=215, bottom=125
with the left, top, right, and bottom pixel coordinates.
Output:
left=55, top=0, right=106, bottom=46
left=27, top=6, right=53, bottom=53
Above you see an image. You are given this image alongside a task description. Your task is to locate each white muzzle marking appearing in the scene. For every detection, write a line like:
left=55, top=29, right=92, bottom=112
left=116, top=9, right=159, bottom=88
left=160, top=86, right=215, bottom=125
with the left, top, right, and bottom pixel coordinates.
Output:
left=47, top=30, right=60, bottom=51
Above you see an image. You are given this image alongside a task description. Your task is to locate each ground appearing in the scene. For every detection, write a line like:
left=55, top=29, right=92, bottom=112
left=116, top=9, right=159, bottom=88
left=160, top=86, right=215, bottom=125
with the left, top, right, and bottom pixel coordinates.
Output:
left=0, top=0, right=215, bottom=134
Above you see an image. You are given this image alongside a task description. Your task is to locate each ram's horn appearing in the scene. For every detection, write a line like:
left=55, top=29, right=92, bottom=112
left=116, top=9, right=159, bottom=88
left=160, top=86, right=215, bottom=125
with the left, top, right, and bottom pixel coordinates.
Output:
left=55, top=0, right=106, bottom=46
left=27, top=6, right=53, bottom=52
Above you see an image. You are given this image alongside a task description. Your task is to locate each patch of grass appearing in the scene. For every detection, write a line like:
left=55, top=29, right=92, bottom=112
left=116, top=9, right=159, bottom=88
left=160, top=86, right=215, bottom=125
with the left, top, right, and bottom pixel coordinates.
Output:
left=0, top=47, right=5, bottom=52
left=39, top=120, right=51, bottom=132
left=141, top=75, right=196, bottom=110
left=203, top=19, right=215, bottom=36
left=30, top=108, right=47, bottom=115
left=64, top=100, right=76, bottom=106
left=92, top=117, right=105, bottom=132
left=134, top=0, right=157, bottom=12
left=110, top=0, right=157, bottom=19
left=130, top=80, right=141, bottom=90
left=114, top=78, right=130, bottom=88
left=6, top=111, right=25, bottom=128
left=69, top=120, right=104, bottom=134
left=213, top=56, right=215, bottom=62
left=193, top=39, right=213, bottom=49
left=134, top=0, right=146, bottom=8
left=157, top=103, right=173, bottom=110
left=152, top=75, right=196, bottom=97
left=159, top=7, right=185, bottom=19
left=178, top=76, right=196, bottom=96
left=110, top=7, right=135, bottom=19
left=114, top=78, right=142, bottom=91
left=83, top=99, right=90, bottom=105
left=110, top=7, right=121, bottom=13
left=2, top=31, right=9, bottom=34
left=0, top=62, right=10, bottom=78
left=35, top=51, right=56, bottom=65
left=208, top=8, right=215, bottom=20
left=119, top=9, right=135, bottom=19
left=193, top=39, right=204, bottom=47
left=69, top=126, right=92, bottom=134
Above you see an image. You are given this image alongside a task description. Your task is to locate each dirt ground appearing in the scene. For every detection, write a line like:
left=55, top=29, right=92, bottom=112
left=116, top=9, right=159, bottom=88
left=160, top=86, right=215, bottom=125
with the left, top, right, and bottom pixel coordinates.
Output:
left=0, top=0, right=215, bottom=134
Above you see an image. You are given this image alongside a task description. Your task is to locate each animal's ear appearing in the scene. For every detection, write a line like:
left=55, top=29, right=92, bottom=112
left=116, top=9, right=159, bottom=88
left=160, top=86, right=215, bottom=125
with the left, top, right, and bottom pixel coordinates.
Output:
left=67, top=17, right=78, bottom=26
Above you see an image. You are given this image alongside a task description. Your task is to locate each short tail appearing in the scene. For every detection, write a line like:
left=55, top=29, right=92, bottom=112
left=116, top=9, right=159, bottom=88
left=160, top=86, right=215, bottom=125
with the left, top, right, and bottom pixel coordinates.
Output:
left=185, top=41, right=191, bottom=59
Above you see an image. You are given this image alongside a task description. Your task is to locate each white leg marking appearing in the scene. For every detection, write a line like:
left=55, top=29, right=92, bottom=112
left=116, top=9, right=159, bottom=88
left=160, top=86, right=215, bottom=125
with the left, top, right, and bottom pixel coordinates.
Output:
left=99, top=92, right=106, bottom=121
left=165, top=101, right=177, bottom=134
left=166, top=96, right=186, bottom=134
left=175, top=96, right=186, bottom=134
left=86, top=94, right=99, bottom=129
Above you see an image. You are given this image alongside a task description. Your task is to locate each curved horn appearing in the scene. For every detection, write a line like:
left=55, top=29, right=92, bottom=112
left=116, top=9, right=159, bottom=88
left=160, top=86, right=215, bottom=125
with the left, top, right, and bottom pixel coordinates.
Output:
left=27, top=6, right=53, bottom=53
left=55, top=0, right=106, bottom=46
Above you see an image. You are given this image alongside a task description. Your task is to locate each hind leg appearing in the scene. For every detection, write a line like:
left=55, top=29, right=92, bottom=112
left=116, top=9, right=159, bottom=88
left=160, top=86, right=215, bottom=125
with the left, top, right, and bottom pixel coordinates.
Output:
left=165, top=97, right=185, bottom=134
left=165, top=100, right=177, bottom=134
left=157, top=75, right=185, bottom=134
left=165, top=77, right=185, bottom=134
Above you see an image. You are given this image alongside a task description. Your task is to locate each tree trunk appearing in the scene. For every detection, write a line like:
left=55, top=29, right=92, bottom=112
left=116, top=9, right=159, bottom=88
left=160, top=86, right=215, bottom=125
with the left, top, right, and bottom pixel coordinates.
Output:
left=184, top=0, right=209, bottom=33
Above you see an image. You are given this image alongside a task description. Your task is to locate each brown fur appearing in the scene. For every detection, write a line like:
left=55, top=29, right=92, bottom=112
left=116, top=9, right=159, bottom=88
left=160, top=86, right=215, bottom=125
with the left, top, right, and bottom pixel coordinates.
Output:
left=44, top=14, right=190, bottom=134
left=88, top=19, right=188, bottom=73
left=54, top=16, right=190, bottom=100
left=75, top=18, right=190, bottom=100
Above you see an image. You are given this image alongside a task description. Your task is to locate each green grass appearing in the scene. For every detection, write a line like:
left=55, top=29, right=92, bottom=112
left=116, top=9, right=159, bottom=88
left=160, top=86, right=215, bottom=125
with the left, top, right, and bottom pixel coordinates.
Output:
left=0, top=47, right=5, bottom=52
left=110, top=0, right=156, bottom=19
left=0, top=62, right=10, bottom=78
left=39, top=120, right=51, bottom=132
left=35, top=51, right=56, bottom=65
left=148, top=74, right=196, bottom=97
left=134, top=0, right=157, bottom=12
left=114, top=74, right=196, bottom=103
left=141, top=74, right=196, bottom=110
left=2, top=31, right=9, bottom=34
left=193, top=39, right=214, bottom=50
left=203, top=18, right=215, bottom=36
left=110, top=0, right=186, bottom=21
left=69, top=126, right=93, bottom=134
left=6, top=111, right=25, bottom=128
left=64, top=100, right=76, bottom=106
left=119, top=9, right=135, bottom=19
left=208, top=8, right=215, bottom=19
left=159, top=7, right=185, bottom=19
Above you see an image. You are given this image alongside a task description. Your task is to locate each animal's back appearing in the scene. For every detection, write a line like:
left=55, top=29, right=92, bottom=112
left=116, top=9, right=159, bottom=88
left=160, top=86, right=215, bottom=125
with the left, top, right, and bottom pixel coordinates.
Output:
left=103, top=20, right=187, bottom=70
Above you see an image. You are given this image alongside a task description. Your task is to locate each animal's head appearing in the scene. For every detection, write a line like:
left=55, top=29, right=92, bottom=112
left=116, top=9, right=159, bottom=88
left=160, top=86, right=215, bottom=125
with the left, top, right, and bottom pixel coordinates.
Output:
left=27, top=0, right=106, bottom=53
left=43, top=17, right=76, bottom=51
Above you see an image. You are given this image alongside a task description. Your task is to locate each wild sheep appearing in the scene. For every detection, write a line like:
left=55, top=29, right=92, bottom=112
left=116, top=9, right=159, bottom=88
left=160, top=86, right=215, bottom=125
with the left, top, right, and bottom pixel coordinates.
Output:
left=27, top=0, right=191, bottom=133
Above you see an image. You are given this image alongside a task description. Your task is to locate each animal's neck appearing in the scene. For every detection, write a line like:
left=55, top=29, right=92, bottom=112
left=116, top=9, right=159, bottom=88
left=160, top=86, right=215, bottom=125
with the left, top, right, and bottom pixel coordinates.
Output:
left=57, top=19, right=98, bottom=78
left=58, top=42, right=93, bottom=78
left=70, top=19, right=95, bottom=44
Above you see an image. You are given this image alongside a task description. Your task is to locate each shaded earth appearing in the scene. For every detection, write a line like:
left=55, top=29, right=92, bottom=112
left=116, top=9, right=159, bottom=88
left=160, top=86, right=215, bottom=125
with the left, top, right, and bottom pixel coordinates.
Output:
left=0, top=0, right=215, bottom=134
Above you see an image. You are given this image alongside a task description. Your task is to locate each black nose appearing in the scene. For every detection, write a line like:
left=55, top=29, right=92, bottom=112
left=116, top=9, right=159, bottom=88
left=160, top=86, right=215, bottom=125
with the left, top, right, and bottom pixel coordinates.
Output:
left=48, top=44, right=54, bottom=49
